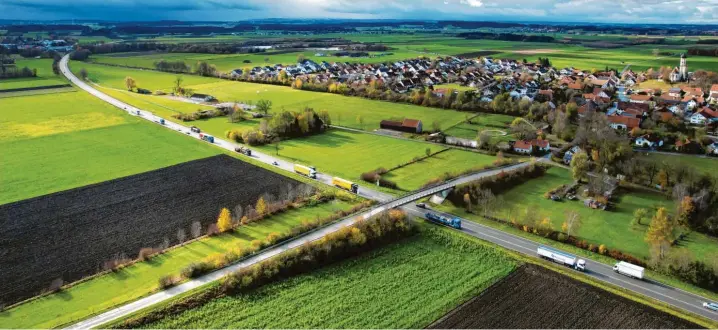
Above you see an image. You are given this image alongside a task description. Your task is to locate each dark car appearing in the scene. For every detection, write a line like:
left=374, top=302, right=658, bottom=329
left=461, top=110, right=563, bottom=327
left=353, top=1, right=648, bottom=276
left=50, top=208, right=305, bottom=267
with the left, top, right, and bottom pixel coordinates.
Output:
left=416, top=203, right=427, bottom=209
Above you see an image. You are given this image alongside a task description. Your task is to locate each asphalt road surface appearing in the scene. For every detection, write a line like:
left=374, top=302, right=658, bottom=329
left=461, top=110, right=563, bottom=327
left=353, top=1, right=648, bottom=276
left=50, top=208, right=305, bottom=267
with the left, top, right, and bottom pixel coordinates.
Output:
left=60, top=55, right=718, bottom=327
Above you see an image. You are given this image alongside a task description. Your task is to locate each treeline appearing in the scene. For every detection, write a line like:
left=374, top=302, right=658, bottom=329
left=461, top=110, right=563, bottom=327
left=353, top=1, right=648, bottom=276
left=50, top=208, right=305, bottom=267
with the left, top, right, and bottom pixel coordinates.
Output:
left=687, top=47, right=718, bottom=57
left=0, top=66, right=37, bottom=79
left=457, top=32, right=555, bottom=43
left=113, top=210, right=414, bottom=328
left=447, top=163, right=547, bottom=207
left=81, top=42, right=264, bottom=55
left=154, top=60, right=191, bottom=73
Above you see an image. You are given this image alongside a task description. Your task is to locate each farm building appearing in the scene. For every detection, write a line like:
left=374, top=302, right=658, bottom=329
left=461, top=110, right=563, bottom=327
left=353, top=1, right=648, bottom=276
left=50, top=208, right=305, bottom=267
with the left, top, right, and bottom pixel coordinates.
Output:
left=380, top=118, right=423, bottom=133
left=190, top=93, right=218, bottom=103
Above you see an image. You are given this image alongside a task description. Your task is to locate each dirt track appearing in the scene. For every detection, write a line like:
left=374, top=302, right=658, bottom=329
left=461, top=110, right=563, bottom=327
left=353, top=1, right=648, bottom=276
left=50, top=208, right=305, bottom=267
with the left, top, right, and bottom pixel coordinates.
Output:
left=428, top=264, right=701, bottom=329
left=0, top=155, right=306, bottom=306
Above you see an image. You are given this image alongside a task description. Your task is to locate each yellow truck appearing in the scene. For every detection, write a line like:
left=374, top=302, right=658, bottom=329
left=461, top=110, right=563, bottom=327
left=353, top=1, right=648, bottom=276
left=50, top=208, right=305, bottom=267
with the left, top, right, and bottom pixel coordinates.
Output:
left=332, top=177, right=358, bottom=194
left=294, top=164, right=317, bottom=179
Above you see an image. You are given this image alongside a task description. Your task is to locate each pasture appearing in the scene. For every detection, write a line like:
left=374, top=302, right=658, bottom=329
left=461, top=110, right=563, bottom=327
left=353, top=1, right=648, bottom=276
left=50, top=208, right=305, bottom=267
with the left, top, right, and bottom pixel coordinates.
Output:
left=0, top=91, right=220, bottom=204
left=1, top=200, right=356, bottom=329
left=382, top=149, right=497, bottom=191
left=443, top=113, right=516, bottom=141
left=638, top=153, right=718, bottom=179
left=71, top=62, right=471, bottom=133
left=440, top=167, right=718, bottom=262
left=130, top=225, right=518, bottom=329
left=0, top=59, right=68, bottom=90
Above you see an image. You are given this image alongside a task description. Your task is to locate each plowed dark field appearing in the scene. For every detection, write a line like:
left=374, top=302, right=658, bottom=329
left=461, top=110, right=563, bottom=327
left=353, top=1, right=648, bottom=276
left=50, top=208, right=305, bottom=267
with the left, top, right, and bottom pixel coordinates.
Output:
left=0, top=155, right=307, bottom=306
left=428, top=264, right=700, bottom=329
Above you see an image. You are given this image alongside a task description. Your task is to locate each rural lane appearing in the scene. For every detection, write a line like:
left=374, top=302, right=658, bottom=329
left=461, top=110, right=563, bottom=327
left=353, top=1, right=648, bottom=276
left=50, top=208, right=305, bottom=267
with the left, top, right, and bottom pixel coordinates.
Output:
left=59, top=55, right=718, bottom=326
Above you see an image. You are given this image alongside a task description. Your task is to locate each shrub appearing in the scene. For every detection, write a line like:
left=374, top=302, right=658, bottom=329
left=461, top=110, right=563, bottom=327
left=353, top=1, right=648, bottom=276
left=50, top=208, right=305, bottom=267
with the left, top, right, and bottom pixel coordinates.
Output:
left=138, top=247, right=159, bottom=261
left=181, top=262, right=213, bottom=279
left=557, top=233, right=567, bottom=242
left=598, top=244, right=607, bottom=255
left=265, top=232, right=282, bottom=245
left=158, top=275, right=178, bottom=289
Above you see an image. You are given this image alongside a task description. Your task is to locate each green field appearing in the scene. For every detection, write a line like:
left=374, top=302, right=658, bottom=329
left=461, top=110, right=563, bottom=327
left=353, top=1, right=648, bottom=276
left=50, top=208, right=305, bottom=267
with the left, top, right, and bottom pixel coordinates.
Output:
left=131, top=225, right=518, bottom=329
left=71, top=62, right=471, bottom=133
left=91, top=50, right=420, bottom=73
left=1, top=200, right=356, bottom=329
left=0, top=91, right=220, bottom=204
left=441, top=167, right=718, bottom=261
left=252, top=129, right=495, bottom=191
left=0, top=59, right=68, bottom=91
left=444, top=113, right=516, bottom=141
left=383, top=149, right=496, bottom=190
left=639, top=153, right=718, bottom=179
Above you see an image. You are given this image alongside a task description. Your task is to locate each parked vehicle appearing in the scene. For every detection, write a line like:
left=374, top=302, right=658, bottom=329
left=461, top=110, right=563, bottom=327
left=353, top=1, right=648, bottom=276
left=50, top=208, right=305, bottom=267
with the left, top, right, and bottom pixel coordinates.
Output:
left=332, top=177, right=358, bottom=194
left=190, top=126, right=201, bottom=134
left=550, top=194, right=561, bottom=201
left=425, top=212, right=461, bottom=229
left=294, top=164, right=317, bottom=179
left=537, top=246, right=586, bottom=271
left=613, top=261, right=644, bottom=280
left=703, top=302, right=718, bottom=312
left=199, top=133, right=214, bottom=143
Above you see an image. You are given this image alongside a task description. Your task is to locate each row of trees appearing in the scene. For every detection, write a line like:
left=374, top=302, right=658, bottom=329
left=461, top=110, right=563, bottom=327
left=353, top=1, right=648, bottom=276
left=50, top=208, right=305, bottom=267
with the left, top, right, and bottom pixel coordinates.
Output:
left=226, top=107, right=331, bottom=146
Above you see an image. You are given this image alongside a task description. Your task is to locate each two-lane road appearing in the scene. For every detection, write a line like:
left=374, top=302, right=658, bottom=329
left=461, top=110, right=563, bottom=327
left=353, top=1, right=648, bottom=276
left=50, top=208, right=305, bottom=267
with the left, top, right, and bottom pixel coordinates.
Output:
left=59, top=55, right=718, bottom=327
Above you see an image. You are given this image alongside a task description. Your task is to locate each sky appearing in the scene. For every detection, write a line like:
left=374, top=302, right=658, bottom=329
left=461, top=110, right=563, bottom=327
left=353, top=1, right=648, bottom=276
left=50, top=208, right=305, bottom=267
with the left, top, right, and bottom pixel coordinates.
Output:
left=1, top=0, right=717, bottom=24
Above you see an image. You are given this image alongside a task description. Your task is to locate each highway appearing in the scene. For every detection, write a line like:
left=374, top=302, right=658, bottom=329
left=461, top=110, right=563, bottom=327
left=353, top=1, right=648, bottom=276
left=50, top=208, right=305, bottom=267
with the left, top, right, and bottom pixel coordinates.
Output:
left=59, top=55, right=718, bottom=327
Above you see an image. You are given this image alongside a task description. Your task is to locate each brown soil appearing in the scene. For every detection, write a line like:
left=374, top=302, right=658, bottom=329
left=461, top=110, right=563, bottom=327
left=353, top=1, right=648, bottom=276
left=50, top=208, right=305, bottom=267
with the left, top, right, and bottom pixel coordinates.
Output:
left=428, top=264, right=701, bottom=329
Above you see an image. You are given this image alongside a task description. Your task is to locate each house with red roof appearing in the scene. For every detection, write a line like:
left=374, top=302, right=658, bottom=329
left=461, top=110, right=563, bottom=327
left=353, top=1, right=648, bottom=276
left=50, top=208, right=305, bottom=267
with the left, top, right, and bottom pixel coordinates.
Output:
left=512, top=140, right=533, bottom=154
left=710, top=84, right=718, bottom=101
left=608, top=116, right=641, bottom=130
left=690, top=107, right=717, bottom=125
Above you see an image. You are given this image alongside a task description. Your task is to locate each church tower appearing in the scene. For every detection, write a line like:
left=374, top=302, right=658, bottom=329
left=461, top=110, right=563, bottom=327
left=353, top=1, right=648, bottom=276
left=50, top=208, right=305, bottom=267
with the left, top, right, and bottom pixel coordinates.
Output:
left=679, top=53, right=687, bottom=80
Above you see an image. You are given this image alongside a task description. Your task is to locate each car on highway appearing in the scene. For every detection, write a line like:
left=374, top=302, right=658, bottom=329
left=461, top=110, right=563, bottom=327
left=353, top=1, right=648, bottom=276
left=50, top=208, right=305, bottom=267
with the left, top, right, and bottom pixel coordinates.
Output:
left=704, top=302, right=718, bottom=312
left=272, top=161, right=279, bottom=166
left=416, top=203, right=427, bottom=209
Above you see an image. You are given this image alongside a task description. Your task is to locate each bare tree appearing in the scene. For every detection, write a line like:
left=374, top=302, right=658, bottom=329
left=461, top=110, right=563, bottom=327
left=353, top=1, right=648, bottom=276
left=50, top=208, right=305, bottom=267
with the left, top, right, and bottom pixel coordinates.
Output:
left=176, top=228, right=186, bottom=244
left=190, top=221, right=202, bottom=239
left=48, top=278, right=64, bottom=293
left=562, top=210, right=582, bottom=237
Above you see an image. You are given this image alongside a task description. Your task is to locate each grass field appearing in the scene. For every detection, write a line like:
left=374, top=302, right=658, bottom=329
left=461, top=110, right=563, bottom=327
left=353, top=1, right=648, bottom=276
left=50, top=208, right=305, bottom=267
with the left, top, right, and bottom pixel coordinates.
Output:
left=0, top=91, right=220, bottom=204
left=0, top=59, right=68, bottom=90
left=639, top=153, right=718, bottom=179
left=0, top=200, right=356, bottom=329
left=91, top=50, right=421, bottom=73
left=383, top=149, right=496, bottom=191
left=71, top=62, right=471, bottom=133
left=444, top=113, right=516, bottom=141
left=440, top=167, right=718, bottom=261
left=130, top=225, right=518, bottom=329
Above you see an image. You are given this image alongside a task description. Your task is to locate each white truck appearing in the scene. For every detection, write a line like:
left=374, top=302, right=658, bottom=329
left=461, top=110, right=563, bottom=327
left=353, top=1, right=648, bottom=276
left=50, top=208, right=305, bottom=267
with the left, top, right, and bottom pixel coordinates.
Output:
left=537, top=246, right=586, bottom=271
left=613, top=261, right=644, bottom=280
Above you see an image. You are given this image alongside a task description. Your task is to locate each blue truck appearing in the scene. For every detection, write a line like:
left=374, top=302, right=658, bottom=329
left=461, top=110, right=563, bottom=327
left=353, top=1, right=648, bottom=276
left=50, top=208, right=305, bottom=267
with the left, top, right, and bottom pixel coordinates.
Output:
left=425, top=212, right=461, bottom=229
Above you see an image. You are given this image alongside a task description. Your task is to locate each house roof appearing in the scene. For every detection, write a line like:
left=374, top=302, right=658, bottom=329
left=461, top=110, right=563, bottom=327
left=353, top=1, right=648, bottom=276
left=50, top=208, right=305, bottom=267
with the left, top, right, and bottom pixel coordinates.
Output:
left=608, top=116, right=641, bottom=129
left=698, top=107, right=718, bottom=119
left=711, top=84, right=718, bottom=92
left=567, top=83, right=583, bottom=90
left=514, top=140, right=533, bottom=150
left=531, top=139, right=549, bottom=148
left=402, top=118, right=422, bottom=128
left=630, top=94, right=652, bottom=102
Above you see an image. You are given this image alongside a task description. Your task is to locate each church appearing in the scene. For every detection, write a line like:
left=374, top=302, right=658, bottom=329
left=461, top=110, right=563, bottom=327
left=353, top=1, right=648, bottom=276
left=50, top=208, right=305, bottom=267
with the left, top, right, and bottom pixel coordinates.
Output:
left=669, top=54, right=688, bottom=83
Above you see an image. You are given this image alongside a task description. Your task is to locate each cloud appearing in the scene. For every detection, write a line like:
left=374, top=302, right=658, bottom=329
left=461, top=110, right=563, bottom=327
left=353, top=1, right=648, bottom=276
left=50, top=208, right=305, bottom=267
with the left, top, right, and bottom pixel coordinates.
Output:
left=0, top=0, right=716, bottom=23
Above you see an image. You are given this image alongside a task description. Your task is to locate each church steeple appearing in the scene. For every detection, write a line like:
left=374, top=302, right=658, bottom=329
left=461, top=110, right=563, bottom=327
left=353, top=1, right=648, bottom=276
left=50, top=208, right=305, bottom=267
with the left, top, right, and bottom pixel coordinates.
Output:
left=679, top=53, right=687, bottom=80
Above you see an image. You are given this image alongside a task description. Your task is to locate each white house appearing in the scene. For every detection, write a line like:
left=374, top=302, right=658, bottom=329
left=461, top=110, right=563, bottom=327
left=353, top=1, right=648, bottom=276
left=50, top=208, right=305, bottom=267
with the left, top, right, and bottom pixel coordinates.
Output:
left=513, top=140, right=533, bottom=154
left=690, top=108, right=717, bottom=125
left=635, top=135, right=664, bottom=149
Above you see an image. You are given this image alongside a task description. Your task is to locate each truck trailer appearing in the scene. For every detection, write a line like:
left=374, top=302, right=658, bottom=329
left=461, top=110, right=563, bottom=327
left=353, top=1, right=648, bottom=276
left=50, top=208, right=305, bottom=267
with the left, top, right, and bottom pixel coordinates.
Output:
left=537, top=246, right=586, bottom=271
left=425, top=212, right=461, bottom=229
left=613, top=261, right=644, bottom=280
left=332, top=177, right=358, bottom=194
left=294, top=164, right=317, bottom=179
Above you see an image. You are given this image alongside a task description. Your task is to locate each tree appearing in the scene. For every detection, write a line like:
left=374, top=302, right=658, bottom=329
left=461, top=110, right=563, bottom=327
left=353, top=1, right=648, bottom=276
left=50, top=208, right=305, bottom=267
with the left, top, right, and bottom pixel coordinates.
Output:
left=356, top=115, right=364, bottom=130
left=255, top=197, right=267, bottom=216
left=176, top=228, right=186, bottom=244
left=652, top=48, right=660, bottom=58
left=561, top=210, right=582, bottom=237
left=273, top=137, right=281, bottom=155
left=657, top=169, right=669, bottom=189
left=124, top=76, right=136, bottom=91
left=297, top=53, right=306, bottom=63
left=79, top=68, right=89, bottom=81
left=174, top=76, right=184, bottom=95
left=570, top=151, right=589, bottom=182
left=216, top=208, right=233, bottom=233
left=678, top=196, right=694, bottom=227
left=645, top=207, right=674, bottom=259
left=256, top=99, right=272, bottom=115
left=432, top=121, right=441, bottom=133
left=633, top=208, right=649, bottom=226
left=463, top=193, right=472, bottom=213
left=190, top=221, right=202, bottom=238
